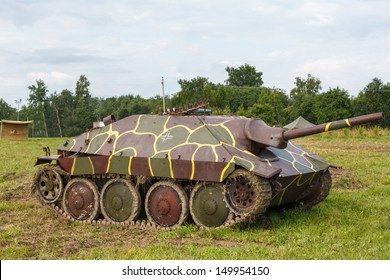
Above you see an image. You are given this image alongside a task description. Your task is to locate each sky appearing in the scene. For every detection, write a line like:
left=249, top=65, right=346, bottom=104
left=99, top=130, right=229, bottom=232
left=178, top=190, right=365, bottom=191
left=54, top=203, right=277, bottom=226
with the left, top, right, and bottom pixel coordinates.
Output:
left=1, top=0, right=390, bottom=108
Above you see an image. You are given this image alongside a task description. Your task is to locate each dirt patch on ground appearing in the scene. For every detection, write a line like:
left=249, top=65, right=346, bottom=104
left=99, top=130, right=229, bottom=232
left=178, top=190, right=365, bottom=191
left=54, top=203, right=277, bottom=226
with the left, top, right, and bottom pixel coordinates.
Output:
left=0, top=177, right=156, bottom=259
left=329, top=167, right=366, bottom=190
left=170, top=236, right=263, bottom=247
left=0, top=172, right=18, bottom=182
left=2, top=185, right=30, bottom=201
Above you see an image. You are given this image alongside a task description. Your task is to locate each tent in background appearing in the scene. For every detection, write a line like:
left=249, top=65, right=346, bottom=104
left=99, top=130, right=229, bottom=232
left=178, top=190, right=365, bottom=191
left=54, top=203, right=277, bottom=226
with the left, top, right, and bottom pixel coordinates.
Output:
left=283, top=116, right=314, bottom=130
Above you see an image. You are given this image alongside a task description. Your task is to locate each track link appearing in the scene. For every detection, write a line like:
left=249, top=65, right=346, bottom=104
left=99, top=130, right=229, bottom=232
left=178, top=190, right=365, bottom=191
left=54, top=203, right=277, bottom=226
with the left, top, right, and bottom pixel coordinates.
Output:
left=32, top=165, right=268, bottom=230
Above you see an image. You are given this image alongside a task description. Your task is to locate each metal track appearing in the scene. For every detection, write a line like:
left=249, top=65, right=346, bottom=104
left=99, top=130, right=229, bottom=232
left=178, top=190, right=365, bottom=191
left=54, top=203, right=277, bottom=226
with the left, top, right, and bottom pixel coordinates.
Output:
left=222, top=169, right=272, bottom=228
left=32, top=164, right=267, bottom=230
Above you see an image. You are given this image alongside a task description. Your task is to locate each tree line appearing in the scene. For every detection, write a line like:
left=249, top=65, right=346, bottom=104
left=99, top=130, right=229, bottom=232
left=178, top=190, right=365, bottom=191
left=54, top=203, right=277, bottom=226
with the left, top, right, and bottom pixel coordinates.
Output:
left=0, top=64, right=388, bottom=137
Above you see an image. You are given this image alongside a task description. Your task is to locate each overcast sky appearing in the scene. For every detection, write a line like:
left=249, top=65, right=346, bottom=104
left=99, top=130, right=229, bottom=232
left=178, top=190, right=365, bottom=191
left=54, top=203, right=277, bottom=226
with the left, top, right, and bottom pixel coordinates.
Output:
left=1, top=0, right=389, bottom=108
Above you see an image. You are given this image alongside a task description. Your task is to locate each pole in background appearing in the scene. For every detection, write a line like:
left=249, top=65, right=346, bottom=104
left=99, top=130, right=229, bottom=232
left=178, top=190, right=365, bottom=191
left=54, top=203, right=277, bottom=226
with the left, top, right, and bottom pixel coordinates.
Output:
left=15, top=99, right=22, bottom=121
left=161, top=77, right=166, bottom=114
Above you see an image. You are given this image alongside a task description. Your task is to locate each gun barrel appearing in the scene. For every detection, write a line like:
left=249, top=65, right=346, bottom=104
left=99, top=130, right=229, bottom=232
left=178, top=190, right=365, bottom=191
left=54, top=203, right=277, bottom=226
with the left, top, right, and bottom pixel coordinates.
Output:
left=283, top=112, right=384, bottom=141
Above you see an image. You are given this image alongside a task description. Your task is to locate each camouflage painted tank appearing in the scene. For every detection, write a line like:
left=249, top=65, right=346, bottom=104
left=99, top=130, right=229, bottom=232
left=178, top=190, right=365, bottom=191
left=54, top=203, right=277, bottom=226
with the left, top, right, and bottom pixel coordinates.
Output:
left=33, top=111, right=384, bottom=229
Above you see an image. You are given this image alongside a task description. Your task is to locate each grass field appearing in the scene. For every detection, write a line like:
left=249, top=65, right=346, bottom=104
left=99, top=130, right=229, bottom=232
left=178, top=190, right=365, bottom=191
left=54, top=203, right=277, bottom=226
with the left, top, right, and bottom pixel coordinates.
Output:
left=0, top=129, right=389, bottom=260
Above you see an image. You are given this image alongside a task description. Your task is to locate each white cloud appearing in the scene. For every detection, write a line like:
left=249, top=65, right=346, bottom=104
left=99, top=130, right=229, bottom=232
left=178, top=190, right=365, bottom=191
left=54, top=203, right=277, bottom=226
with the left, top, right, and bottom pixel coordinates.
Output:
left=0, top=0, right=390, bottom=106
left=264, top=50, right=293, bottom=62
left=302, top=2, right=338, bottom=26
left=26, top=72, right=76, bottom=94
left=298, top=58, right=343, bottom=75
left=218, top=60, right=243, bottom=66
left=294, top=54, right=390, bottom=94
left=27, top=72, right=74, bottom=82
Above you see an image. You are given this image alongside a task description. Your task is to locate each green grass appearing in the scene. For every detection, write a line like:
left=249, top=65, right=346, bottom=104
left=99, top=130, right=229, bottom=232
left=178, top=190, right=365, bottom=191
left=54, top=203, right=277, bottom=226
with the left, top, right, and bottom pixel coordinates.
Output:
left=0, top=133, right=389, bottom=260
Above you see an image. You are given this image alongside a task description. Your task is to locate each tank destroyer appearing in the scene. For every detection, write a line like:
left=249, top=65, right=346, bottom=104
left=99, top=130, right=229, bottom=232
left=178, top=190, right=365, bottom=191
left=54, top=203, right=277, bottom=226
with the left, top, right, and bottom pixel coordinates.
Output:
left=33, top=108, right=384, bottom=229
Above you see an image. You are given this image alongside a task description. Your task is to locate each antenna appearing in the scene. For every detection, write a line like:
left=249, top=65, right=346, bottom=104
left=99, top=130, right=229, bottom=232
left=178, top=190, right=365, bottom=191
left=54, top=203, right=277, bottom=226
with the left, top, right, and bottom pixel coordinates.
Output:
left=161, top=77, right=166, bottom=114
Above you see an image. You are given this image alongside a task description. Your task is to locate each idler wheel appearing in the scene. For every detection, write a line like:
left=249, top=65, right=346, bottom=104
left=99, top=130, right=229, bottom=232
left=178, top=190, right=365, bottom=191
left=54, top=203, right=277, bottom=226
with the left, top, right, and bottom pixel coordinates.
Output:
left=224, top=169, right=272, bottom=215
left=145, top=181, right=188, bottom=227
left=100, top=179, right=141, bottom=222
left=35, top=166, right=63, bottom=203
left=63, top=178, right=100, bottom=221
left=190, top=182, right=230, bottom=228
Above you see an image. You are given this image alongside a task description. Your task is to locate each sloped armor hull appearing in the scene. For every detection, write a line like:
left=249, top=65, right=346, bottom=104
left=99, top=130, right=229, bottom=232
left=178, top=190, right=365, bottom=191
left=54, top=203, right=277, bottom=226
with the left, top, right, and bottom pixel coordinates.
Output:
left=33, top=112, right=383, bottom=229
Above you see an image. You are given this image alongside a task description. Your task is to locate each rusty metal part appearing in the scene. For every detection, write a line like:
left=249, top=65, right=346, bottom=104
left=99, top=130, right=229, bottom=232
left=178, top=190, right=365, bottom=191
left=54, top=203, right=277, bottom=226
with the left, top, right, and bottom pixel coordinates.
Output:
left=100, top=178, right=141, bottom=222
left=62, top=178, right=100, bottom=221
left=103, top=115, right=116, bottom=126
left=167, top=100, right=209, bottom=116
left=34, top=155, right=61, bottom=166
left=145, top=181, right=189, bottom=227
left=189, top=182, right=231, bottom=228
left=31, top=165, right=269, bottom=230
left=43, top=146, right=51, bottom=156
left=34, top=166, right=64, bottom=203
left=224, top=169, right=272, bottom=215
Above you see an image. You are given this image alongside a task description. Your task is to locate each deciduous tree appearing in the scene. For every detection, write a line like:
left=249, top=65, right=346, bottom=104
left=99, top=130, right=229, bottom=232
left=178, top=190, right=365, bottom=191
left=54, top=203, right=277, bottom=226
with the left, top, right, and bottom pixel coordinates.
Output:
left=225, top=64, right=263, bottom=87
left=74, top=75, right=95, bottom=133
left=314, top=87, right=352, bottom=123
left=352, top=78, right=390, bottom=127
left=289, top=74, right=322, bottom=123
left=28, top=80, right=49, bottom=137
